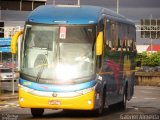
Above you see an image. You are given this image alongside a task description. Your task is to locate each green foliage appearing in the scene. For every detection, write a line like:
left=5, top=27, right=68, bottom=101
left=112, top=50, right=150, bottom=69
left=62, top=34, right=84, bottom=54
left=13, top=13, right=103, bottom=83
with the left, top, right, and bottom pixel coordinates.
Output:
left=136, top=52, right=160, bottom=67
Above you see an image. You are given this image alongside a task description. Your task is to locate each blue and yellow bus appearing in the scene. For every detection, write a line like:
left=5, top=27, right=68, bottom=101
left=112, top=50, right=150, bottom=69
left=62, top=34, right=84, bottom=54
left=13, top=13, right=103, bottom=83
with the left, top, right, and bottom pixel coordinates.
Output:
left=11, top=4, right=136, bottom=117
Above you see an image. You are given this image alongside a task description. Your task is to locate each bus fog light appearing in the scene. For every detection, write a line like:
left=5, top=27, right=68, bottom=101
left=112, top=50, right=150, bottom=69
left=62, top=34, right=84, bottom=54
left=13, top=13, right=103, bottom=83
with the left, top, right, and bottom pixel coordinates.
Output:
left=88, top=100, right=92, bottom=105
left=20, top=98, right=24, bottom=102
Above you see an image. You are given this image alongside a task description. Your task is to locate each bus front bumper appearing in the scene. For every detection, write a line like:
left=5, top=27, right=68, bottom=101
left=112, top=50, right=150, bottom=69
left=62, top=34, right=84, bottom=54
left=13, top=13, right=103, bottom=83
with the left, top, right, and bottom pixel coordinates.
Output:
left=19, top=88, right=96, bottom=110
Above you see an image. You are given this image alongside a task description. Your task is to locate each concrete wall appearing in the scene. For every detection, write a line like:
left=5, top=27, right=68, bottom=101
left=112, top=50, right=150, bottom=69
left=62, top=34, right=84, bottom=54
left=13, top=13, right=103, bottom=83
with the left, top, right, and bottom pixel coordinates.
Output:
left=1, top=10, right=30, bottom=27
left=136, top=45, right=149, bottom=53
left=136, top=72, right=160, bottom=86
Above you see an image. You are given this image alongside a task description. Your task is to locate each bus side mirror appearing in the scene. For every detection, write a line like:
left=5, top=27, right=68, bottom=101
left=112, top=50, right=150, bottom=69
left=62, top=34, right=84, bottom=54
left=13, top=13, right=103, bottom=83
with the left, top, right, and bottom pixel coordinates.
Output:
left=96, top=32, right=103, bottom=55
left=11, top=30, right=23, bottom=54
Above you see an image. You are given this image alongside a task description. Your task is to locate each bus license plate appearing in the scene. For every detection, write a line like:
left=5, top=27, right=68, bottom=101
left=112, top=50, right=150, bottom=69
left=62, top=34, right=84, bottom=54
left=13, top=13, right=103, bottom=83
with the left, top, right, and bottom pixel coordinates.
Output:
left=48, top=100, right=61, bottom=105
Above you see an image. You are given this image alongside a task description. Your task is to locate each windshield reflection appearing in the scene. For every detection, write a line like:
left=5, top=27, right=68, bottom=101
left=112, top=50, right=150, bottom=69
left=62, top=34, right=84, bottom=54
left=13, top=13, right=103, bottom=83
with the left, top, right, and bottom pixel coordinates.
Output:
left=21, top=24, right=96, bottom=84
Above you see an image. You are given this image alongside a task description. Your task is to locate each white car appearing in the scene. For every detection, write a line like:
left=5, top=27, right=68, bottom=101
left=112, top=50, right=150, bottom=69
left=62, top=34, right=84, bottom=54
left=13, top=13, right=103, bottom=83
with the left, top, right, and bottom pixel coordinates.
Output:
left=0, top=68, right=15, bottom=81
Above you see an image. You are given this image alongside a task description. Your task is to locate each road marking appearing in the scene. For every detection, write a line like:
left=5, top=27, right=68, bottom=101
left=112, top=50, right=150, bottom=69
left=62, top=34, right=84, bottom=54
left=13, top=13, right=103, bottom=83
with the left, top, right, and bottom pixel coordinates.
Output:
left=134, top=108, right=139, bottom=111
left=16, top=104, right=19, bottom=107
left=0, top=101, right=7, bottom=104
left=132, top=97, right=137, bottom=99
left=144, top=98, right=157, bottom=100
left=4, top=105, right=9, bottom=108
left=141, top=91, right=152, bottom=94
left=0, top=102, right=19, bottom=111
left=143, top=87, right=158, bottom=90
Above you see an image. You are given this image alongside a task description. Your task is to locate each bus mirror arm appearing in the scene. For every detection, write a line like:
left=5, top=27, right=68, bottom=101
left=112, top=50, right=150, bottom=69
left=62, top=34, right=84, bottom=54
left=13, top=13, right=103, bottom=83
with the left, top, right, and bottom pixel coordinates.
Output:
left=11, top=30, right=23, bottom=54
left=96, top=32, right=103, bottom=56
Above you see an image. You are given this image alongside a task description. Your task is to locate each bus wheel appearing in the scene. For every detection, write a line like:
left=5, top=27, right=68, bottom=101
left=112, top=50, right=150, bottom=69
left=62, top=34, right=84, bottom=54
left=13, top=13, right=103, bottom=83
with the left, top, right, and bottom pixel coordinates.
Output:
left=31, top=108, right=44, bottom=117
left=118, top=89, right=127, bottom=110
left=94, top=91, right=105, bottom=116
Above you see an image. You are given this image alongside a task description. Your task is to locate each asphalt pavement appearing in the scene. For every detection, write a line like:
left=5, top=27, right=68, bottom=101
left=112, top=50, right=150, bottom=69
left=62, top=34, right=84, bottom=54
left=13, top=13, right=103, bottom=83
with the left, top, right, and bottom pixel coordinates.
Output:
left=0, top=86, right=160, bottom=120
left=0, top=80, right=18, bottom=101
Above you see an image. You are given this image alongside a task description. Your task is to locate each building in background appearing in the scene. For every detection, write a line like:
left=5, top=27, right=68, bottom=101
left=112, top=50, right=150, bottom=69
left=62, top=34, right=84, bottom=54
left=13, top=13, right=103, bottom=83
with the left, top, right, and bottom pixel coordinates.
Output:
left=0, top=0, right=46, bottom=68
left=1, top=0, right=45, bottom=11
left=0, top=0, right=160, bottom=45
left=0, top=0, right=46, bottom=28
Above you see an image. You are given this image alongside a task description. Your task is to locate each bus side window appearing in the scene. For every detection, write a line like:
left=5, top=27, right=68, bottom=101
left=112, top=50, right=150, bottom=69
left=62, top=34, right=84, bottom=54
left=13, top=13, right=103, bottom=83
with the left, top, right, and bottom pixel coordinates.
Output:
left=110, top=22, right=119, bottom=51
left=121, top=24, right=128, bottom=52
left=105, top=20, right=118, bottom=52
left=128, top=40, right=133, bottom=51
left=117, top=23, right=123, bottom=51
left=127, top=26, right=136, bottom=52
left=111, top=23, right=115, bottom=51
left=105, top=19, right=112, bottom=51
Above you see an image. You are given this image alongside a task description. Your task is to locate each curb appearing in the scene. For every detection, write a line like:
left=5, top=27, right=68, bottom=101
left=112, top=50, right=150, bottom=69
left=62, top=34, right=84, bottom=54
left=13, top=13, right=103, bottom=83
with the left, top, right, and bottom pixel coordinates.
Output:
left=0, top=95, right=18, bottom=101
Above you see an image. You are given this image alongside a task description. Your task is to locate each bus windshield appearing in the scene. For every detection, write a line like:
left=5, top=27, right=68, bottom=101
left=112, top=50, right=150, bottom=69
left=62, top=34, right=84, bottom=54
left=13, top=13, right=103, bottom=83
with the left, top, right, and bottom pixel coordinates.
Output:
left=21, top=24, right=96, bottom=84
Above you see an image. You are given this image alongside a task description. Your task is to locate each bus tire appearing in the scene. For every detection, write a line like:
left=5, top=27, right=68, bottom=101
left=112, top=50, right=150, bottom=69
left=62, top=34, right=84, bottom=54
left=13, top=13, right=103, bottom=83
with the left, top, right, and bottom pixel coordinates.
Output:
left=93, top=88, right=106, bottom=116
left=118, top=87, right=127, bottom=110
left=31, top=108, right=44, bottom=117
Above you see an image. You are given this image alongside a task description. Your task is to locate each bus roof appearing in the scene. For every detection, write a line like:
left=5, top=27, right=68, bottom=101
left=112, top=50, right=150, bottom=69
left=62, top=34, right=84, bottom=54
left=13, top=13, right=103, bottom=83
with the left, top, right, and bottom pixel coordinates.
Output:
left=27, top=5, right=134, bottom=25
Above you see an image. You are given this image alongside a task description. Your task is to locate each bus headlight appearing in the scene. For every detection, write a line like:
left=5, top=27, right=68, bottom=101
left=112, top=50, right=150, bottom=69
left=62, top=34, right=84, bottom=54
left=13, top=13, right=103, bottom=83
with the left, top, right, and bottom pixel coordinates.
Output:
left=88, top=100, right=92, bottom=105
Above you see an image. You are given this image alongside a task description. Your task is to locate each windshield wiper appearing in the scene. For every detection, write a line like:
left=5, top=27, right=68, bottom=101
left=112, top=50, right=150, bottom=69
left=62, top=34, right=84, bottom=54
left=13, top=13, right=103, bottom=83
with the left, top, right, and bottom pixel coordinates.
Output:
left=35, top=43, right=50, bottom=82
left=36, top=55, right=48, bottom=82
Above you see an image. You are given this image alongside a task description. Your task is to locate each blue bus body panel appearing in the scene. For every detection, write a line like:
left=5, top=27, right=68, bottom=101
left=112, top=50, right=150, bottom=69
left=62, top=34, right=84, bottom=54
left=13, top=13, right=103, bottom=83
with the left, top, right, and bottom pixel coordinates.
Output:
left=19, top=78, right=96, bottom=92
left=27, top=5, right=103, bottom=24
left=27, top=5, right=135, bottom=25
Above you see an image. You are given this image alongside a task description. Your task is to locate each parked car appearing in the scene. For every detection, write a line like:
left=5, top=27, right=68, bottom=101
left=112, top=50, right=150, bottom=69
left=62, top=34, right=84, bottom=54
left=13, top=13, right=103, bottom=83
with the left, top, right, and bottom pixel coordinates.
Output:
left=0, top=68, right=16, bottom=81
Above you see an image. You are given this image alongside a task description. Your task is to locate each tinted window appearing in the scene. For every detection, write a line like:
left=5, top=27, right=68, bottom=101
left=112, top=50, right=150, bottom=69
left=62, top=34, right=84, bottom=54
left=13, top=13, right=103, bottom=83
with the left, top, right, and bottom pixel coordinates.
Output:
left=22, top=1, right=32, bottom=11
left=33, top=1, right=45, bottom=9
left=1, top=0, right=20, bottom=10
